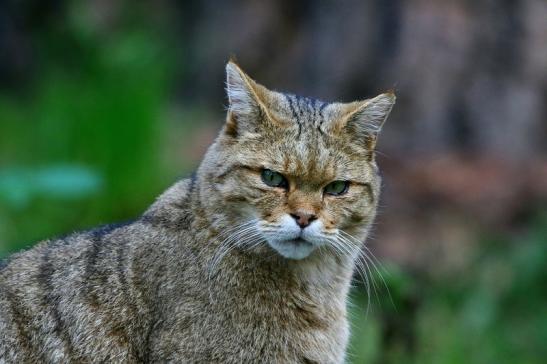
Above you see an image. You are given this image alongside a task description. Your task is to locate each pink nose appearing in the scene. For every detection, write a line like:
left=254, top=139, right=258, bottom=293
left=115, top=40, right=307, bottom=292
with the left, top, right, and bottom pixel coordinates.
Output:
left=290, top=211, right=317, bottom=228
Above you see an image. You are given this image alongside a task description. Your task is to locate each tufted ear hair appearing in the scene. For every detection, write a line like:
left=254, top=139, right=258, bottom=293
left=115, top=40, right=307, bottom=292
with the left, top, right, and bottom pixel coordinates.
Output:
left=329, top=92, right=396, bottom=149
left=225, top=61, right=273, bottom=137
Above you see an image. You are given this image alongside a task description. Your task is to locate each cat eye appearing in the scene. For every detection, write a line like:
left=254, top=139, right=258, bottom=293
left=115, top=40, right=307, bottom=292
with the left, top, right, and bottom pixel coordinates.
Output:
left=261, top=169, right=288, bottom=189
left=324, top=180, right=349, bottom=196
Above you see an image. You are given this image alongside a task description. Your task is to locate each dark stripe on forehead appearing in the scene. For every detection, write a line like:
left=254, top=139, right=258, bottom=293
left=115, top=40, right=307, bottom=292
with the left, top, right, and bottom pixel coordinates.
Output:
left=319, top=101, right=328, bottom=122
left=284, top=94, right=298, bottom=120
left=315, top=101, right=328, bottom=135
left=285, top=94, right=303, bottom=139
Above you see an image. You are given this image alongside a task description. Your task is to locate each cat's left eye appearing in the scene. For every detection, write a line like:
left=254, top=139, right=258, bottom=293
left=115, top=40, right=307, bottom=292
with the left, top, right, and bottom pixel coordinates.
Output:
left=324, top=180, right=349, bottom=196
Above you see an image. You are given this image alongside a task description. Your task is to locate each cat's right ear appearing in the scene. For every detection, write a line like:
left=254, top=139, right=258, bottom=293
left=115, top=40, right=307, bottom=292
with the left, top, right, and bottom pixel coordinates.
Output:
left=225, top=61, right=270, bottom=138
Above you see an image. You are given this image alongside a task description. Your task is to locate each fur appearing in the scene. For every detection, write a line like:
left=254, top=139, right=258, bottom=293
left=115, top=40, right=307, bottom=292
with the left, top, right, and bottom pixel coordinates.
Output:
left=0, top=61, right=395, bottom=363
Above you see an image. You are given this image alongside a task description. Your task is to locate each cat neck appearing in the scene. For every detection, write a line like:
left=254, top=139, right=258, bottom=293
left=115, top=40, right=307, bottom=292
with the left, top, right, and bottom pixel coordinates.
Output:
left=202, top=241, right=354, bottom=315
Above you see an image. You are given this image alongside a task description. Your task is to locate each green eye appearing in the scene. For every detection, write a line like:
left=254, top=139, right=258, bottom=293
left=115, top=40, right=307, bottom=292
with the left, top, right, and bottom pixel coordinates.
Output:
left=261, top=169, right=288, bottom=188
left=324, top=180, right=349, bottom=196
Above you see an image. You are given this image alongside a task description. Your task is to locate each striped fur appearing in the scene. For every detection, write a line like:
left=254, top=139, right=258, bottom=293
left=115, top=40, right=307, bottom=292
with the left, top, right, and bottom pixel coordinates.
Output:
left=0, top=61, right=395, bottom=363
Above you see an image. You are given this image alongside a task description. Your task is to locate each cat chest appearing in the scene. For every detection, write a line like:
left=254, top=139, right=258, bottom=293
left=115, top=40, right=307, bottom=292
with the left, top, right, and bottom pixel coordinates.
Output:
left=150, top=295, right=348, bottom=363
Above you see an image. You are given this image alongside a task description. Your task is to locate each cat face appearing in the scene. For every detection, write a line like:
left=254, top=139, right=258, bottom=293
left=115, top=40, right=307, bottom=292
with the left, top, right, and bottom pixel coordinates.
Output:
left=203, top=62, right=395, bottom=260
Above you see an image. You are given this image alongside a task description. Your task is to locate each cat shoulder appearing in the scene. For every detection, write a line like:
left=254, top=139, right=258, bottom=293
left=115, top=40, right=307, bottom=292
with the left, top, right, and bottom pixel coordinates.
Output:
left=142, top=175, right=198, bottom=231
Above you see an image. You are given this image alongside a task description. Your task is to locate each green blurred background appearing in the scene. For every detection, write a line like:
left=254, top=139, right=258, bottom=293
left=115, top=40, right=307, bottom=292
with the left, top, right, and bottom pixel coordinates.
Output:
left=1, top=1, right=546, bottom=363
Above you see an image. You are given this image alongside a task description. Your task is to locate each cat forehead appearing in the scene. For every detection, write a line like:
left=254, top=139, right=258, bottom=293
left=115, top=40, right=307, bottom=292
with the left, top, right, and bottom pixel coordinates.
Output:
left=236, top=95, right=369, bottom=174
left=270, top=93, right=332, bottom=126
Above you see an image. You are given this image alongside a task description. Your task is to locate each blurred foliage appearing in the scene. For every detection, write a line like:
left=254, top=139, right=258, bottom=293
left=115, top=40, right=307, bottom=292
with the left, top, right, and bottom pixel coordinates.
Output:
left=0, top=165, right=102, bottom=208
left=349, top=213, right=547, bottom=363
left=0, top=2, right=177, bottom=253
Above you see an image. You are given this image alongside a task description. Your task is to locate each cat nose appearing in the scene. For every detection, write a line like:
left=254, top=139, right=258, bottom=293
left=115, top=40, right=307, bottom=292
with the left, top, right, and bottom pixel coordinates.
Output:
left=289, top=211, right=317, bottom=229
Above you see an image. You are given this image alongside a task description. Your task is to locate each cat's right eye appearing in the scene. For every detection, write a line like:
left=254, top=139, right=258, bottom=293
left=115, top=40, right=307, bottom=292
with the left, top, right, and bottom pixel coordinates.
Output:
left=324, top=180, right=350, bottom=196
left=261, top=169, right=288, bottom=189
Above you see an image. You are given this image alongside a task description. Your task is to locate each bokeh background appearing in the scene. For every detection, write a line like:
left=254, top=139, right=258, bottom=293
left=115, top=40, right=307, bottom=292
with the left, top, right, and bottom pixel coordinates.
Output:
left=1, top=1, right=546, bottom=362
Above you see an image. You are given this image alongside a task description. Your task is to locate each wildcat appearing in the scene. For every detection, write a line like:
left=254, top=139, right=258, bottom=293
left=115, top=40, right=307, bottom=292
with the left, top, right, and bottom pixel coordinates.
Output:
left=0, top=61, right=395, bottom=363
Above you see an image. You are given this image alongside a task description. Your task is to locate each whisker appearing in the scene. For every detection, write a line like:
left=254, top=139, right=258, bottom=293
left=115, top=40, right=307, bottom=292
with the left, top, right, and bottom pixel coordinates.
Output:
left=208, top=222, right=260, bottom=278
left=212, top=227, right=259, bottom=266
left=327, top=237, right=372, bottom=316
left=338, top=230, right=395, bottom=310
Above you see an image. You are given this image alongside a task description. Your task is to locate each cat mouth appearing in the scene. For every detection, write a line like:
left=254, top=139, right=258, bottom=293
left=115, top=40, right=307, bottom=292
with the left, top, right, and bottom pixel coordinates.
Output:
left=267, top=237, right=316, bottom=260
left=284, top=238, right=313, bottom=246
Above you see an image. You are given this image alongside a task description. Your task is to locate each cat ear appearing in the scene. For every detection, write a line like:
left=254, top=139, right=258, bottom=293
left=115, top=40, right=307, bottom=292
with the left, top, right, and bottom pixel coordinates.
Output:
left=335, top=92, right=396, bottom=148
left=225, top=61, right=271, bottom=137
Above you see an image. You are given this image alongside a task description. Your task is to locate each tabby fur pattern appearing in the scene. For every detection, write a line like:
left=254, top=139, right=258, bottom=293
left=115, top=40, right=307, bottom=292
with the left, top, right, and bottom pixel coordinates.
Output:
left=0, top=61, right=395, bottom=363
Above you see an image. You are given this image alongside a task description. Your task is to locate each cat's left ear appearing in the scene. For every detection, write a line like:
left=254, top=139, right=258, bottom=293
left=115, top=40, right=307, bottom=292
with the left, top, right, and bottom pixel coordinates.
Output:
left=224, top=61, right=273, bottom=137
left=335, top=92, right=396, bottom=148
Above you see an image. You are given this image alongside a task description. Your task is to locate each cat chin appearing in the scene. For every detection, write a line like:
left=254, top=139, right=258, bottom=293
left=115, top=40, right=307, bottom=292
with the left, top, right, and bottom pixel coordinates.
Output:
left=267, top=238, right=317, bottom=260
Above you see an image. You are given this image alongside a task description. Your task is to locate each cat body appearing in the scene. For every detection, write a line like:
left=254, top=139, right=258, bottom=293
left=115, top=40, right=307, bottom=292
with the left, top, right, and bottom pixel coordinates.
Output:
left=0, top=61, right=395, bottom=363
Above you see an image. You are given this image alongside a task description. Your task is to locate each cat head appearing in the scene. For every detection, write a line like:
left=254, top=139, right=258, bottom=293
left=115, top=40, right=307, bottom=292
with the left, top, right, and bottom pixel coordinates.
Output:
left=199, top=61, right=395, bottom=260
